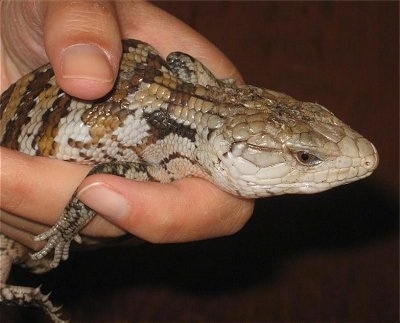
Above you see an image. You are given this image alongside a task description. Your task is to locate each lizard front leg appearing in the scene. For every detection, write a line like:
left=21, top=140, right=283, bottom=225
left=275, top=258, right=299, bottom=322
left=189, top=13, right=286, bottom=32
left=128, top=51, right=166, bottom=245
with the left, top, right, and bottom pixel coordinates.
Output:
left=31, top=162, right=150, bottom=268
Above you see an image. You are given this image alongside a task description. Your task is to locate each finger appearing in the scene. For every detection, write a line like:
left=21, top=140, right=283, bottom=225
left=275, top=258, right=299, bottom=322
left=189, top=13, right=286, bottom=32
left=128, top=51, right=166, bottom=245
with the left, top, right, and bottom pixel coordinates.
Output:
left=114, top=2, right=243, bottom=83
left=0, top=148, right=128, bottom=239
left=0, top=1, right=48, bottom=85
left=77, top=175, right=255, bottom=243
left=0, top=210, right=47, bottom=252
left=43, top=1, right=122, bottom=100
left=0, top=209, right=49, bottom=235
left=0, top=148, right=90, bottom=224
left=0, top=147, right=253, bottom=242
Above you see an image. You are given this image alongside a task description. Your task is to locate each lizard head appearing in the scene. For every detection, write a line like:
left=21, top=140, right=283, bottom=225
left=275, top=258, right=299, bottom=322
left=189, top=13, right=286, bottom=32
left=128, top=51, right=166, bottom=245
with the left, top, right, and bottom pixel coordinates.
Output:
left=207, top=87, right=379, bottom=197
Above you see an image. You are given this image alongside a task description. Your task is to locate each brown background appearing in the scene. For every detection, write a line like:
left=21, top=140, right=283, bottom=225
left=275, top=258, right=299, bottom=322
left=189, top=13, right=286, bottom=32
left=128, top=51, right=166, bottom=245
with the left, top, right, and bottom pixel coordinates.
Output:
left=3, top=2, right=398, bottom=322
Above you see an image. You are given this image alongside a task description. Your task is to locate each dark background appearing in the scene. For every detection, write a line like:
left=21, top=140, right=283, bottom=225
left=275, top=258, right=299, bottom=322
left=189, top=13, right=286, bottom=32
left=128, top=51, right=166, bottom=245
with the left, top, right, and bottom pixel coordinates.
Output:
left=3, top=2, right=398, bottom=322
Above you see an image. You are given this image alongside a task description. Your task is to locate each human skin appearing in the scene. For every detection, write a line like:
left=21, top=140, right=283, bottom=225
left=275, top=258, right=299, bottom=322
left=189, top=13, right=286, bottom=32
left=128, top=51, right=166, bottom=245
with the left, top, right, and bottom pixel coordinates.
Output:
left=0, top=1, right=254, bottom=251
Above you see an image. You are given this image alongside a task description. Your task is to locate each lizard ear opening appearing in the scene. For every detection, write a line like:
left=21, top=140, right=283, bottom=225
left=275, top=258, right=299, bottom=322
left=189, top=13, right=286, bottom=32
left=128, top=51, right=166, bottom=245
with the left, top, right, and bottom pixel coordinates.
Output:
left=166, top=52, right=223, bottom=87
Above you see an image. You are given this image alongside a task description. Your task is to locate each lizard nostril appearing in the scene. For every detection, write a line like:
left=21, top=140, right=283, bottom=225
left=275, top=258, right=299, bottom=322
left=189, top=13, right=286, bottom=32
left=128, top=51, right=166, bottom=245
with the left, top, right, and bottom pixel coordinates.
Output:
left=363, top=152, right=379, bottom=171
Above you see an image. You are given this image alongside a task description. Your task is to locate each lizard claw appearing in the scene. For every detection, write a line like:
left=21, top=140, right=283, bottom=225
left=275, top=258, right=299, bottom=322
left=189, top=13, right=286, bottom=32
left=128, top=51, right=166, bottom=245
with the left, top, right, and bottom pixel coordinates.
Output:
left=32, top=232, right=78, bottom=268
left=31, top=196, right=92, bottom=267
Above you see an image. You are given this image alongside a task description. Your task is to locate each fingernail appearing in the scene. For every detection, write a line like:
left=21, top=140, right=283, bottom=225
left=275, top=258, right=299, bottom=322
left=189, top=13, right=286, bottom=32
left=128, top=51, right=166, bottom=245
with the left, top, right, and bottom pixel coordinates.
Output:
left=61, top=44, right=114, bottom=83
left=77, top=182, right=130, bottom=219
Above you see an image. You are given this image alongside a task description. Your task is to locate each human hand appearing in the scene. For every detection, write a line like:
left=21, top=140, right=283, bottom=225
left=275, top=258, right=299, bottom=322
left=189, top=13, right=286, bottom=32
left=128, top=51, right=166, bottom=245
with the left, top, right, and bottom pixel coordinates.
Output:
left=0, top=1, right=254, bottom=250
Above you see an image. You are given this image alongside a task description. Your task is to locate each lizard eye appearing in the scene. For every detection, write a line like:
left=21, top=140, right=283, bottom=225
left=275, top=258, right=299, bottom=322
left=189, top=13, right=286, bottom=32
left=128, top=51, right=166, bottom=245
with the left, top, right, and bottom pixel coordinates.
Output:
left=295, top=151, right=322, bottom=166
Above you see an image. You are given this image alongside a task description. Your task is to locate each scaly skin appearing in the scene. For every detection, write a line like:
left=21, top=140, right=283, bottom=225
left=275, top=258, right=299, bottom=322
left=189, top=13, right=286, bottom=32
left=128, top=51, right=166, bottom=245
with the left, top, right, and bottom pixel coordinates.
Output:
left=0, top=39, right=378, bottom=321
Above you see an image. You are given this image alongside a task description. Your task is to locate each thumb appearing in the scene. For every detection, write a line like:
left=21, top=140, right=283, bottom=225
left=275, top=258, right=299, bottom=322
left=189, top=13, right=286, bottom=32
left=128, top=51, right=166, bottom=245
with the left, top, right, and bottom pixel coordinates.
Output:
left=76, top=174, right=254, bottom=244
left=43, top=1, right=122, bottom=100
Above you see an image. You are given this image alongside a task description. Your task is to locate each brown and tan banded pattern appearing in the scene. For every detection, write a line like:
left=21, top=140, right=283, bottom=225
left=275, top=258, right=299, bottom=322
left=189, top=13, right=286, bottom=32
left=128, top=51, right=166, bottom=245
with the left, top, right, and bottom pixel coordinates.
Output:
left=0, top=39, right=378, bottom=322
